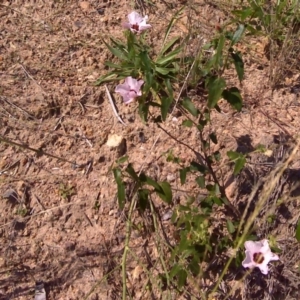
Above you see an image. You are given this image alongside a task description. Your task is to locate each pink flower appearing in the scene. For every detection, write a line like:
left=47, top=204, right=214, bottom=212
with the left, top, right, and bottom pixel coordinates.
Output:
left=123, top=11, right=151, bottom=34
left=242, top=239, right=279, bottom=275
left=115, top=76, right=144, bottom=104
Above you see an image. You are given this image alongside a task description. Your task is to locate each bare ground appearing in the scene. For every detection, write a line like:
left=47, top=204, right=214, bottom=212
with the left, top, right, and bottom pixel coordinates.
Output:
left=1, top=0, right=300, bottom=299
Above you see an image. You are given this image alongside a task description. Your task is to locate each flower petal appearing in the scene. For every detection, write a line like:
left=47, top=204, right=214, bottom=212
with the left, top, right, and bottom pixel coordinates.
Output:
left=115, top=83, right=130, bottom=95
left=139, top=24, right=152, bottom=32
left=122, top=22, right=132, bottom=29
left=123, top=91, right=137, bottom=104
left=125, top=76, right=136, bottom=88
left=242, top=250, right=255, bottom=269
left=244, top=240, right=264, bottom=253
left=265, top=251, right=279, bottom=262
left=130, top=79, right=143, bottom=92
left=258, top=262, right=269, bottom=275
left=123, top=96, right=134, bottom=104
left=260, top=239, right=271, bottom=253
left=128, top=11, right=143, bottom=25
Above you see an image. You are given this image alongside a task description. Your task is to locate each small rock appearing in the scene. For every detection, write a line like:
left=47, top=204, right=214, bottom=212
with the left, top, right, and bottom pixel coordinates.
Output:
left=64, top=241, right=76, bottom=251
left=106, top=134, right=123, bottom=148
left=162, top=210, right=173, bottom=221
left=35, top=281, right=46, bottom=300
left=52, top=208, right=63, bottom=218
left=167, top=174, right=175, bottom=182
left=97, top=8, right=105, bottom=15
left=74, top=20, right=84, bottom=29
left=79, top=1, right=90, bottom=11
left=139, top=131, right=146, bottom=143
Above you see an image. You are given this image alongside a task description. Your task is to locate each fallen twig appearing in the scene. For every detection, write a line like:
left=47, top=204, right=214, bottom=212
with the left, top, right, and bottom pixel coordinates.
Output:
left=105, top=85, right=126, bottom=126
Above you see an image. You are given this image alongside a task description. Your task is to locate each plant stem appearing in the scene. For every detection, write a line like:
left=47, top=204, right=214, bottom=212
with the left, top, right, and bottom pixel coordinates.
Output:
left=122, top=194, right=137, bottom=300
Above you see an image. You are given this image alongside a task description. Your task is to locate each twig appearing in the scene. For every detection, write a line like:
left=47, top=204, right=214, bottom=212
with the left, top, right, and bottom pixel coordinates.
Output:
left=105, top=85, right=126, bottom=126
left=33, top=194, right=46, bottom=211
left=0, top=97, right=36, bottom=120
left=171, top=59, right=195, bottom=115
left=0, top=135, right=77, bottom=166
left=19, top=63, right=47, bottom=95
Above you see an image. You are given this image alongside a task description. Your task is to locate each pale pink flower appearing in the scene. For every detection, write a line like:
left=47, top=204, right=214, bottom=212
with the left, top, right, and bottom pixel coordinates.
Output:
left=123, top=11, right=151, bottom=33
left=115, top=76, right=144, bottom=104
left=242, top=239, right=279, bottom=275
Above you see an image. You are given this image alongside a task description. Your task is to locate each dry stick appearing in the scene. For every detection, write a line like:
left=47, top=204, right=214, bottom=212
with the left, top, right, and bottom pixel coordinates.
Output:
left=0, top=135, right=77, bottom=166
left=211, top=138, right=300, bottom=299
left=0, top=97, right=37, bottom=120
left=0, top=199, right=86, bottom=229
left=171, top=59, right=196, bottom=115
left=19, top=63, right=47, bottom=95
left=105, top=85, right=127, bottom=126
left=156, top=121, right=239, bottom=218
left=83, top=266, right=121, bottom=300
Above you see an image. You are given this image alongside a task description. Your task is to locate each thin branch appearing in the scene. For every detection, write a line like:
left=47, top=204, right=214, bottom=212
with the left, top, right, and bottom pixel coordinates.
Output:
left=105, top=85, right=126, bottom=126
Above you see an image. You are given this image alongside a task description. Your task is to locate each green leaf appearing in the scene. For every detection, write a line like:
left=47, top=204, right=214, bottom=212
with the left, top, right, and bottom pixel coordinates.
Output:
left=227, top=151, right=246, bottom=175
left=232, top=24, right=245, bottom=45
left=139, top=175, right=172, bottom=203
left=227, top=150, right=240, bottom=160
left=212, top=151, right=221, bottom=162
left=156, top=47, right=182, bottom=66
left=160, top=36, right=181, bottom=56
left=117, top=155, right=128, bottom=164
left=215, top=34, right=225, bottom=67
left=125, top=163, right=139, bottom=182
left=161, top=96, right=173, bottom=121
left=158, top=181, right=172, bottom=204
left=139, top=51, right=153, bottom=73
left=206, top=77, right=226, bottom=108
left=113, top=168, right=125, bottom=209
left=160, top=7, right=184, bottom=53
left=232, top=8, right=253, bottom=21
left=138, top=102, right=149, bottom=123
left=182, top=97, right=198, bottom=117
left=182, top=120, right=193, bottom=127
left=212, top=196, right=223, bottom=206
left=103, top=40, right=128, bottom=61
left=140, top=173, right=161, bottom=190
left=138, top=189, right=149, bottom=211
left=188, top=257, right=200, bottom=276
left=179, top=168, right=188, bottom=185
left=104, top=61, right=123, bottom=69
left=227, top=220, right=236, bottom=234
left=144, top=70, right=154, bottom=94
left=170, top=264, right=181, bottom=278
left=165, top=78, right=174, bottom=99
left=231, top=51, right=244, bottom=82
left=177, top=269, right=187, bottom=289
left=209, top=132, right=218, bottom=144
left=95, top=73, right=119, bottom=85
left=196, top=176, right=205, bottom=188
left=296, top=220, right=300, bottom=242
left=190, top=161, right=206, bottom=174
left=234, top=157, right=246, bottom=175
left=222, top=87, right=243, bottom=111
left=155, top=67, right=171, bottom=75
